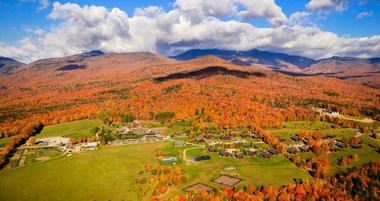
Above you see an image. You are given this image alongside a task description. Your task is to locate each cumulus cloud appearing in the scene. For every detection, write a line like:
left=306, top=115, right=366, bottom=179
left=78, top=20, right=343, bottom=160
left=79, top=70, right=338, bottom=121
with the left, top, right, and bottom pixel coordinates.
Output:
left=1, top=1, right=380, bottom=63
left=174, top=0, right=237, bottom=17
left=356, top=11, right=373, bottom=19
left=289, top=12, right=314, bottom=26
left=306, top=0, right=348, bottom=12
left=236, top=0, right=288, bottom=27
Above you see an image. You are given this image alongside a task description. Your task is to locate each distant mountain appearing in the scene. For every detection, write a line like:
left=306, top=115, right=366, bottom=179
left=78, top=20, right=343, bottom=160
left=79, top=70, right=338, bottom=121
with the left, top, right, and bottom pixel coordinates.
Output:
left=0, top=57, right=24, bottom=75
left=303, top=56, right=380, bottom=88
left=172, top=49, right=380, bottom=88
left=171, top=48, right=317, bottom=70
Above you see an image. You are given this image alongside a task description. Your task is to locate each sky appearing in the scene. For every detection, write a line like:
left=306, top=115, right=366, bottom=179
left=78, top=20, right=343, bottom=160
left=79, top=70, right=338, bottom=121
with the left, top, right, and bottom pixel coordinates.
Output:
left=0, top=0, right=379, bottom=63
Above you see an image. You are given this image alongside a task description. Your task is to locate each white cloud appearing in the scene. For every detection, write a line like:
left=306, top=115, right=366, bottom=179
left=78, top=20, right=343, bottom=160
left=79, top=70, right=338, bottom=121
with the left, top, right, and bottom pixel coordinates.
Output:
left=306, top=0, right=348, bottom=12
left=174, top=0, right=237, bottom=17
left=236, top=0, right=288, bottom=27
left=134, top=6, right=164, bottom=18
left=289, top=12, right=314, bottom=26
left=356, top=11, right=373, bottom=19
left=1, top=2, right=380, bottom=63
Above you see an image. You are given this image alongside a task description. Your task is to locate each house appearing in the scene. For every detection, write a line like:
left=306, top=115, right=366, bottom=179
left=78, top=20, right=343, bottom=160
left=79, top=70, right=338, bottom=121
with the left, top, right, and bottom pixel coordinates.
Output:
left=299, top=146, right=310, bottom=152
left=350, top=144, right=362, bottom=149
left=245, top=148, right=257, bottom=156
left=219, top=150, right=231, bottom=157
left=220, top=135, right=232, bottom=140
left=204, top=134, right=213, bottom=139
left=195, top=137, right=205, bottom=143
left=260, top=151, right=272, bottom=159
left=251, top=134, right=259, bottom=139
left=329, top=146, right=339, bottom=152
left=290, top=136, right=300, bottom=141
left=287, top=147, right=298, bottom=154
left=148, top=127, right=165, bottom=135
left=268, top=148, right=278, bottom=155
left=324, top=134, right=335, bottom=139
left=82, top=142, right=98, bottom=150
left=235, top=152, right=244, bottom=159
left=240, top=133, right=249, bottom=138
left=208, top=146, right=217, bottom=153
left=335, top=141, right=347, bottom=148
left=226, top=149, right=237, bottom=155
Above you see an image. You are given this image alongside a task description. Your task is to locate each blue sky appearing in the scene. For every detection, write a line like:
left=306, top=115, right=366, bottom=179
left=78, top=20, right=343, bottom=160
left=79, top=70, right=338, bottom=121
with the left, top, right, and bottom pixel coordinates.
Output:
left=0, top=0, right=379, bottom=62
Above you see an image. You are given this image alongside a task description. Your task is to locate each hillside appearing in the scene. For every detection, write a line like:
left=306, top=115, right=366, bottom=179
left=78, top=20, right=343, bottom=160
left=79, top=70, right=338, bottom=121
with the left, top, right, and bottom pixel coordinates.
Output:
left=303, top=57, right=380, bottom=88
left=171, top=49, right=317, bottom=71
left=0, top=57, right=24, bottom=75
left=172, top=49, right=380, bottom=88
left=0, top=52, right=379, bottom=137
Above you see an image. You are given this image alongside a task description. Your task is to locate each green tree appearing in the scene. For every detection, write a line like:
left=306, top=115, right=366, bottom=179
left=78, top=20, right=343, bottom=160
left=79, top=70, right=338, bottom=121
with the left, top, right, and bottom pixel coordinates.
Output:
left=120, top=114, right=135, bottom=123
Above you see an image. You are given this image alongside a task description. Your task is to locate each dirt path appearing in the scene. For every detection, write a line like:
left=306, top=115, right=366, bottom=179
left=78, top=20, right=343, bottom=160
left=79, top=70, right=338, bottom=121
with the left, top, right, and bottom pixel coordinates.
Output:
left=182, top=145, right=205, bottom=164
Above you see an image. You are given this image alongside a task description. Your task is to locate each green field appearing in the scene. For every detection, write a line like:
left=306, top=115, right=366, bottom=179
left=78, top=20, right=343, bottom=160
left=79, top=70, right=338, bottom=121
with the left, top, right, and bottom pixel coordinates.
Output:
left=37, top=119, right=103, bottom=139
left=0, top=142, right=166, bottom=201
left=0, top=142, right=312, bottom=201
left=269, top=121, right=358, bottom=145
left=156, top=144, right=311, bottom=198
left=0, top=136, right=13, bottom=148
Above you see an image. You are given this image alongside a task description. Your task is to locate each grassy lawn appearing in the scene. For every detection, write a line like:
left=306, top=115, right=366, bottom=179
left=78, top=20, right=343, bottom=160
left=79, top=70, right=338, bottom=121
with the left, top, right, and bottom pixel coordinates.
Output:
left=37, top=119, right=103, bottom=139
left=0, top=142, right=167, bottom=201
left=165, top=146, right=311, bottom=198
left=24, top=148, right=63, bottom=166
left=0, top=136, right=13, bottom=148
left=269, top=121, right=356, bottom=145
left=281, top=121, right=333, bottom=129
left=0, top=141, right=311, bottom=201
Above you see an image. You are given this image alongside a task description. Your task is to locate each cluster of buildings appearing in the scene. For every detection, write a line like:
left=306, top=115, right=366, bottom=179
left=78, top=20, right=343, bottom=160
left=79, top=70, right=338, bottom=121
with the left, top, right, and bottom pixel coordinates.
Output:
left=24, top=136, right=99, bottom=153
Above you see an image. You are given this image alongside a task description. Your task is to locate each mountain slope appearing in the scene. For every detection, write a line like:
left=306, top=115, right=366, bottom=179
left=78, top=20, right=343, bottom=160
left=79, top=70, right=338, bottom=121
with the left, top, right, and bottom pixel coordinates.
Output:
left=0, top=57, right=24, bottom=75
left=0, top=52, right=379, bottom=131
left=303, top=56, right=380, bottom=88
left=171, top=48, right=317, bottom=71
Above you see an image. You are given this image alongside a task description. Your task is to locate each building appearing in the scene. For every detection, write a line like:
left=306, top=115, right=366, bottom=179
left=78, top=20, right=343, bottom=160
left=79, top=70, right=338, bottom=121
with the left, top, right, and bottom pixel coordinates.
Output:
left=240, top=133, right=249, bottom=138
left=208, top=146, right=217, bottom=153
left=268, top=148, right=278, bottom=155
left=235, top=152, right=244, bottom=159
left=350, top=144, right=362, bottom=149
left=244, top=148, right=257, bottom=156
left=290, top=136, right=300, bottom=141
left=299, top=146, right=310, bottom=152
left=219, top=150, right=231, bottom=157
left=195, top=137, right=205, bottom=143
left=251, top=134, right=260, bottom=139
left=82, top=142, right=98, bottom=150
left=36, top=137, right=70, bottom=147
left=287, top=147, right=298, bottom=154
left=203, top=134, right=213, bottom=139
left=261, top=151, right=271, bottom=159
left=335, top=141, right=347, bottom=148
left=220, top=135, right=232, bottom=140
